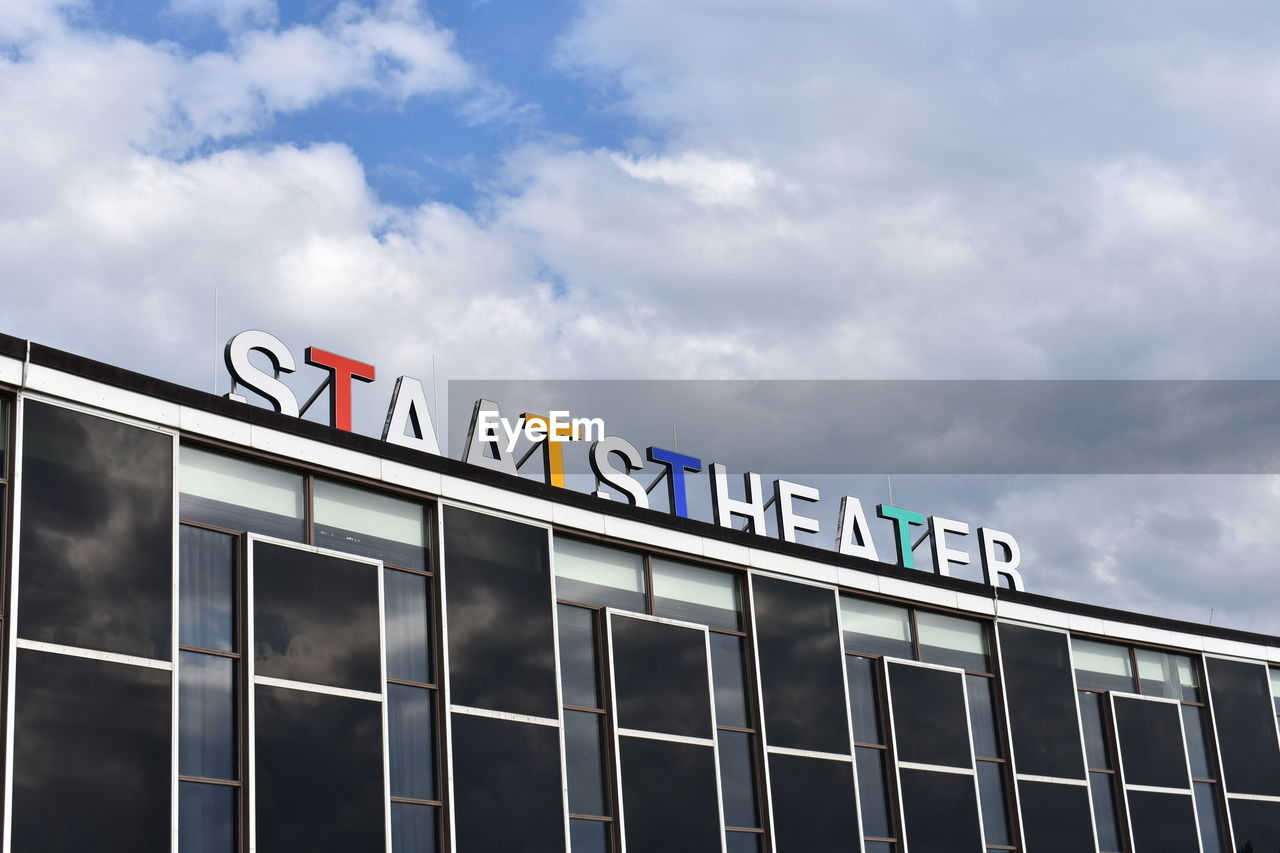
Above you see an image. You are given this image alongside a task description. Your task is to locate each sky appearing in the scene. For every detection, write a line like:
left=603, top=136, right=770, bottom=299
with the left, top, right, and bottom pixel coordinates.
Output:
left=3, top=0, right=1280, bottom=633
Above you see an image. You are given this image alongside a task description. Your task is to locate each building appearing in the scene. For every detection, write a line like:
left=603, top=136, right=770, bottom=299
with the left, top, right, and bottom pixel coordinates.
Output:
left=0, top=329, right=1277, bottom=853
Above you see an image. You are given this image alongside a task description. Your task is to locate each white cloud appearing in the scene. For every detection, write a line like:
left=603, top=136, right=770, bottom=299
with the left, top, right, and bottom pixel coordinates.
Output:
left=168, top=0, right=278, bottom=32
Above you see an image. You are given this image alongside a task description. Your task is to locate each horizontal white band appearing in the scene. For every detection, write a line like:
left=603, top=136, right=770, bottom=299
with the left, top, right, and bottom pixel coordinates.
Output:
left=449, top=705, right=560, bottom=727
left=254, top=675, right=381, bottom=702
left=16, top=639, right=173, bottom=671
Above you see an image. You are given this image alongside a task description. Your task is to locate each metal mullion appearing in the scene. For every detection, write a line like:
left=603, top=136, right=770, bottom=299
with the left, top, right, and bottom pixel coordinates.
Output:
left=564, top=703, right=606, bottom=715
left=387, top=676, right=438, bottom=690
left=738, top=572, right=773, bottom=852
left=179, top=775, right=244, bottom=787
left=643, top=553, right=655, bottom=616
left=178, top=644, right=241, bottom=660
left=303, top=474, right=315, bottom=546
left=391, top=796, right=444, bottom=807
left=236, top=530, right=251, bottom=853
left=177, top=518, right=243, bottom=538
left=716, top=724, right=756, bottom=735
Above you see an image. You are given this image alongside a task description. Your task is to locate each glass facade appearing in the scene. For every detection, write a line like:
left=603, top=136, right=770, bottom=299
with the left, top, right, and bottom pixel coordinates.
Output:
left=0, top=380, right=1277, bottom=853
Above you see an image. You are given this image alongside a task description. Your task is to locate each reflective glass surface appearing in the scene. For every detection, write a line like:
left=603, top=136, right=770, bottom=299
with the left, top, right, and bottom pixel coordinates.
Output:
left=754, top=576, right=850, bottom=754
left=180, top=781, right=237, bottom=853
left=19, top=401, right=174, bottom=658
left=1090, top=774, right=1123, bottom=852
left=1272, top=668, right=1280, bottom=714
left=841, top=596, right=913, bottom=658
left=554, top=536, right=646, bottom=611
left=1229, top=797, right=1280, bottom=853
left=767, top=752, right=860, bottom=853
left=898, top=769, right=983, bottom=851
left=180, top=446, right=304, bottom=540
left=1072, top=638, right=1135, bottom=692
left=179, top=651, right=237, bottom=780
left=385, top=569, right=432, bottom=684
left=1079, top=691, right=1112, bottom=769
left=254, top=542, right=381, bottom=692
left=392, top=802, right=439, bottom=853
left=388, top=684, right=435, bottom=801
left=565, top=710, right=608, bottom=816
left=1182, top=704, right=1212, bottom=780
left=652, top=558, right=741, bottom=630
left=0, top=395, right=7, bottom=470
left=180, top=525, right=237, bottom=652
left=1126, top=790, right=1200, bottom=853
left=1017, top=779, right=1097, bottom=853
left=619, top=737, right=722, bottom=853
left=888, top=662, right=973, bottom=769
left=864, top=844, right=894, bottom=853
left=1136, top=647, right=1201, bottom=702
left=1114, top=695, right=1190, bottom=789
left=725, top=832, right=762, bottom=853
left=254, top=686, right=385, bottom=853
left=966, top=675, right=1000, bottom=758
left=12, top=650, right=172, bottom=852
left=718, top=729, right=759, bottom=829
left=612, top=615, right=713, bottom=738
left=977, top=761, right=1012, bottom=846
left=710, top=632, right=750, bottom=728
left=452, top=713, right=566, bottom=852
left=999, top=624, right=1087, bottom=779
left=1194, top=781, right=1225, bottom=853
left=569, top=819, right=610, bottom=853
left=847, top=655, right=883, bottom=745
left=559, top=604, right=600, bottom=709
left=314, top=479, right=427, bottom=570
left=916, top=611, right=989, bottom=671
left=855, top=746, right=893, bottom=839
left=444, top=506, right=558, bottom=718
left=1206, top=657, right=1280, bottom=795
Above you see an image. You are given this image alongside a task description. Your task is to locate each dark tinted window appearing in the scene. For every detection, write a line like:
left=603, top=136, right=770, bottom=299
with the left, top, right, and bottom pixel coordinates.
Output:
left=451, top=713, right=566, bottom=852
left=1230, top=798, right=1280, bottom=853
left=710, top=632, right=750, bottom=728
left=179, top=447, right=304, bottom=540
left=392, top=803, right=439, bottom=853
left=1126, top=790, right=1200, bottom=853
left=612, top=615, right=713, bottom=739
left=977, top=761, right=1012, bottom=846
left=569, top=819, right=610, bottom=853
left=180, top=781, right=237, bottom=853
left=847, top=656, right=883, bottom=745
left=753, top=576, right=850, bottom=754
left=1113, top=696, right=1190, bottom=789
left=255, top=686, right=385, bottom=852
left=998, top=624, right=1086, bottom=779
left=898, top=769, right=983, bottom=851
left=855, top=747, right=893, bottom=839
left=1206, top=657, right=1280, bottom=796
left=1018, top=779, right=1098, bottom=853
left=1090, top=774, right=1123, bottom=852
left=559, top=605, right=600, bottom=709
left=1182, top=705, right=1212, bottom=780
left=967, top=675, right=1000, bottom=758
left=388, top=684, right=435, bottom=801
left=619, top=737, right=722, bottom=853
left=767, top=753, right=861, bottom=853
left=1079, top=691, right=1111, bottom=769
left=179, top=651, right=237, bottom=780
left=12, top=650, right=171, bottom=852
left=19, top=401, right=173, bottom=658
left=888, top=662, right=973, bottom=769
left=565, top=710, right=608, bottom=817
left=718, top=730, right=759, bottom=828
left=444, top=507, right=557, bottom=717
left=254, top=542, right=381, bottom=692
left=725, top=832, right=762, bottom=853
left=180, top=526, right=236, bottom=652
left=313, top=479, right=427, bottom=570
left=385, top=569, right=432, bottom=684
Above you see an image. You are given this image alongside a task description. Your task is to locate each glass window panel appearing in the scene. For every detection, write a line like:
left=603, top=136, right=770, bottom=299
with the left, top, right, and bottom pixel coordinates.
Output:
left=1182, top=704, right=1212, bottom=780
left=898, top=769, right=983, bottom=851
left=314, top=479, right=426, bottom=570
left=1206, top=657, right=1280, bottom=796
left=1072, top=638, right=1135, bottom=692
left=1228, top=797, right=1280, bottom=853
left=611, top=615, right=713, bottom=739
left=180, top=525, right=237, bottom=652
left=710, top=632, right=750, bottom=728
left=1090, top=773, right=1124, bottom=853
left=725, top=832, right=762, bottom=853
left=554, top=536, right=645, bottom=611
left=179, top=651, right=237, bottom=780
left=916, top=611, right=989, bottom=671
left=385, top=569, right=432, bottom=684
left=767, top=752, right=861, bottom=853
left=565, top=710, right=608, bottom=817
left=1271, top=668, right=1280, bottom=714
left=1000, top=624, right=1087, bottom=779
left=847, top=655, right=883, bottom=745
left=1126, top=790, right=1200, bottom=853
left=12, top=650, right=171, bottom=852
left=180, top=781, right=237, bottom=853
left=253, top=541, right=381, bottom=693
left=444, top=507, right=558, bottom=718
left=976, top=761, right=1012, bottom=846
left=392, top=802, right=438, bottom=853
left=1136, top=648, right=1201, bottom=702
left=388, top=684, right=435, bottom=801
left=888, top=662, right=973, bottom=769
left=855, top=747, right=893, bottom=840
left=569, top=819, right=610, bottom=853
left=966, top=674, right=1000, bottom=758
left=1114, top=695, right=1190, bottom=789
left=619, top=737, right=722, bottom=853
left=718, top=730, right=759, bottom=829
left=1079, top=691, right=1111, bottom=770
left=255, top=686, right=385, bottom=853
left=1017, top=778, right=1098, bottom=853
left=451, top=714, right=565, bottom=849
left=0, top=395, right=8, bottom=470
left=754, top=576, right=850, bottom=754
left=179, top=446, right=304, bottom=540
left=559, top=604, right=600, bottom=709
left=1194, top=781, right=1226, bottom=853
left=652, top=558, right=741, bottom=630
left=19, top=401, right=174, bottom=659
left=864, top=844, right=894, bottom=853
left=840, top=597, right=912, bottom=658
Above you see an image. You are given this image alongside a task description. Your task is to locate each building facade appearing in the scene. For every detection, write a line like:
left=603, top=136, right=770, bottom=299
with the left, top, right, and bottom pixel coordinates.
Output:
left=0, top=332, right=1278, bottom=853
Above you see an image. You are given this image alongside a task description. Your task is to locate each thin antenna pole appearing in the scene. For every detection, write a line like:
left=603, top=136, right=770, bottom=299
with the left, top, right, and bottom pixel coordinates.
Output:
left=673, top=424, right=678, bottom=451
left=886, top=474, right=894, bottom=506
left=212, top=286, right=219, bottom=394
left=432, top=354, right=438, bottom=449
